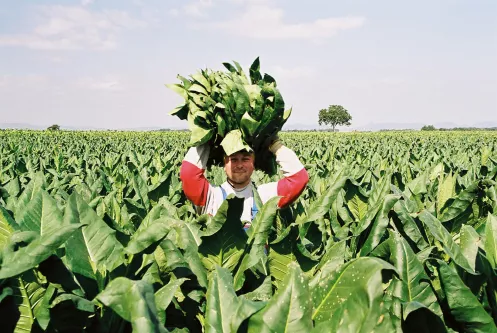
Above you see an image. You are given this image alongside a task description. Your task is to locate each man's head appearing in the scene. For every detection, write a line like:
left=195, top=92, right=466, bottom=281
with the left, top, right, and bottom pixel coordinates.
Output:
left=223, top=150, right=255, bottom=188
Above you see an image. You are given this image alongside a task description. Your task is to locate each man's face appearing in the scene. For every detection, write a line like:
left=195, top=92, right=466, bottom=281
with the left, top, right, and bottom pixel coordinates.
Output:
left=224, top=151, right=255, bottom=188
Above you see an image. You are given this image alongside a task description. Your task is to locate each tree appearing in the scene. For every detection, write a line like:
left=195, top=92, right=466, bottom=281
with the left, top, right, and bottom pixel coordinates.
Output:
left=318, top=105, right=352, bottom=132
left=421, top=125, right=436, bottom=131
left=47, top=124, right=60, bottom=131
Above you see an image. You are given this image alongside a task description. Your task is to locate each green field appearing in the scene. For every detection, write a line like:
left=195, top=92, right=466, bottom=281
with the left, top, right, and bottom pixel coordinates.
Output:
left=1, top=130, right=497, bottom=332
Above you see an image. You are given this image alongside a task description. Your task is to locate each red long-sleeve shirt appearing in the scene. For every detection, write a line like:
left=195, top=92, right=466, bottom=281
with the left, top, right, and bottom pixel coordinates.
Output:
left=180, top=143, right=308, bottom=221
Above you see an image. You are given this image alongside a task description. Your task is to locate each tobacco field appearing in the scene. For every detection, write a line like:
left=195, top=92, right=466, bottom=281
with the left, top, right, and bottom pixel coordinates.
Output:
left=0, top=130, right=496, bottom=333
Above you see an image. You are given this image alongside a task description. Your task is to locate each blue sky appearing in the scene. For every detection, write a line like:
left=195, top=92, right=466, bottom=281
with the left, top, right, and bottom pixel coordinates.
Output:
left=0, top=0, right=496, bottom=130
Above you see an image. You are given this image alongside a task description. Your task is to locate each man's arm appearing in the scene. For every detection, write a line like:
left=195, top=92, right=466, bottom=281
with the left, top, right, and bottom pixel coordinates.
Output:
left=265, top=140, right=309, bottom=208
left=179, top=144, right=211, bottom=206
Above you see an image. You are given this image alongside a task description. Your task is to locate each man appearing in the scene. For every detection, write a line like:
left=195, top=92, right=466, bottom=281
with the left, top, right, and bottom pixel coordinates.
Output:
left=180, top=137, right=308, bottom=228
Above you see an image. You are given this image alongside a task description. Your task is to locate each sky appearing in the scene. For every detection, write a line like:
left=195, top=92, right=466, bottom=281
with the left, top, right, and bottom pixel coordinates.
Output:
left=0, top=0, right=496, bottom=130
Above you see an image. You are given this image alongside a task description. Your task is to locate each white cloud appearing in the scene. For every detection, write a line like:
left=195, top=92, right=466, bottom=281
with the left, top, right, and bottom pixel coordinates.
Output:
left=0, top=74, right=124, bottom=97
left=175, top=0, right=365, bottom=41
left=208, top=5, right=365, bottom=41
left=271, top=65, right=316, bottom=79
left=0, top=74, right=50, bottom=89
left=345, top=77, right=405, bottom=88
left=0, top=5, right=146, bottom=50
left=168, top=0, right=215, bottom=18
left=173, top=0, right=272, bottom=19
left=49, top=56, right=66, bottom=63
left=168, top=8, right=180, bottom=17
left=78, top=76, right=124, bottom=91
left=81, top=0, right=94, bottom=6
left=378, top=77, right=405, bottom=85
left=184, top=0, right=214, bottom=17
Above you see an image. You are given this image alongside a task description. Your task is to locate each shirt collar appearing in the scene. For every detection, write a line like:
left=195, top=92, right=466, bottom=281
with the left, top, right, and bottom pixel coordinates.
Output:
left=227, top=181, right=252, bottom=193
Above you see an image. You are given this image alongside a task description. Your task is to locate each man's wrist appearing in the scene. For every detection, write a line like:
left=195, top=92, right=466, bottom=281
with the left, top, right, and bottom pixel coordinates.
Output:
left=269, top=140, right=283, bottom=154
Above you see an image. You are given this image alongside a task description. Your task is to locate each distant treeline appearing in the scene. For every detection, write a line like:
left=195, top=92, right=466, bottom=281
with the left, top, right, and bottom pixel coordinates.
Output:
left=380, top=127, right=497, bottom=132
left=156, top=129, right=189, bottom=132
left=437, top=127, right=497, bottom=131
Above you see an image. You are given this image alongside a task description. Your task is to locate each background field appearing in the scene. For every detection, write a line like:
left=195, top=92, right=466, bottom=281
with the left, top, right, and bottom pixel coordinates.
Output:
left=1, top=130, right=497, bottom=332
